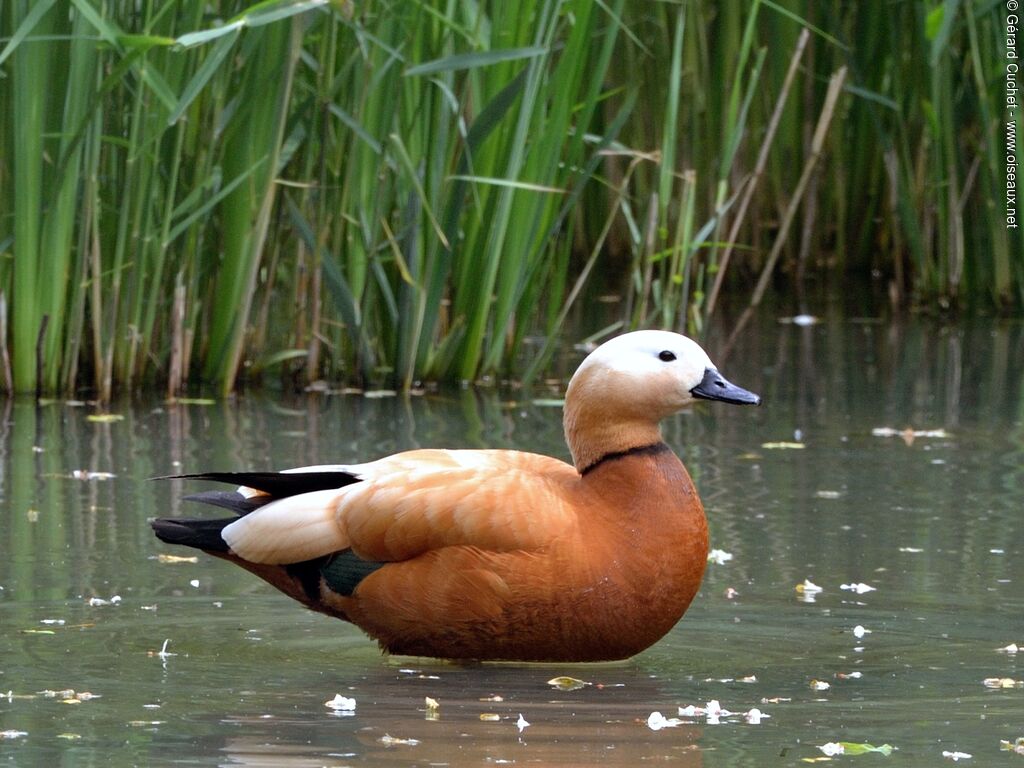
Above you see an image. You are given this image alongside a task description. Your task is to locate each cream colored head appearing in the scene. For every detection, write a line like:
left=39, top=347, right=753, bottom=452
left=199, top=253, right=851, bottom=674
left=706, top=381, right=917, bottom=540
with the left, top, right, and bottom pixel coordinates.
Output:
left=563, top=330, right=759, bottom=472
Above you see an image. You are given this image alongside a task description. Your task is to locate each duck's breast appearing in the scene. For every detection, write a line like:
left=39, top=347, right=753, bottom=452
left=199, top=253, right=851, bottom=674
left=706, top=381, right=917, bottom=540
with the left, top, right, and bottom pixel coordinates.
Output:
left=549, top=447, right=708, bottom=659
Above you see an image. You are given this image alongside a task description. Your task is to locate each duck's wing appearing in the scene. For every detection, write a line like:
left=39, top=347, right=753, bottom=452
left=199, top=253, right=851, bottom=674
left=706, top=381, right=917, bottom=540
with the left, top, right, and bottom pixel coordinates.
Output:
left=219, top=449, right=580, bottom=566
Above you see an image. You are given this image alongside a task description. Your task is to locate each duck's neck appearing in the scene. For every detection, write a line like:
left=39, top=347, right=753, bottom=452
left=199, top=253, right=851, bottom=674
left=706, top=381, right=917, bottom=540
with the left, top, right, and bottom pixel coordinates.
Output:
left=563, top=398, right=665, bottom=475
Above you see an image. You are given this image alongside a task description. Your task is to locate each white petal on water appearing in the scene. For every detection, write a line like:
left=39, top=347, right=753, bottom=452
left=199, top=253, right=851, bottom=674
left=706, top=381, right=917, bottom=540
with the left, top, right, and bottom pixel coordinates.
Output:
left=705, top=699, right=729, bottom=717
left=853, top=625, right=871, bottom=638
left=744, top=708, right=769, bottom=724
left=647, top=712, right=683, bottom=731
left=942, top=750, right=972, bottom=761
left=707, top=549, right=733, bottom=564
left=841, top=582, right=877, bottom=593
left=798, top=579, right=823, bottom=593
left=324, top=694, right=356, bottom=712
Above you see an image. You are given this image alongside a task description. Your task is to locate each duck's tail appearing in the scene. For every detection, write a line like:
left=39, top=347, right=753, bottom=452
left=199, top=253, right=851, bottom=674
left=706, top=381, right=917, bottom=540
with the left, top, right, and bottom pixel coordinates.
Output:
left=151, top=469, right=375, bottom=616
left=150, top=470, right=361, bottom=554
left=151, top=516, right=234, bottom=552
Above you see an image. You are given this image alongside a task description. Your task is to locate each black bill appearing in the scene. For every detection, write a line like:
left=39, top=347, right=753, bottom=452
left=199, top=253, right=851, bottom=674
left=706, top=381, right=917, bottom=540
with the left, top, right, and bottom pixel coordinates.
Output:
left=690, top=368, right=761, bottom=406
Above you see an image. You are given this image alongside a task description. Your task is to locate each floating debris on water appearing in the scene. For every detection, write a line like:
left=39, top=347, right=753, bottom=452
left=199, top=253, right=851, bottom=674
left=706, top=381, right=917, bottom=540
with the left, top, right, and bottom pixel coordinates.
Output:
left=61, top=691, right=99, bottom=704
left=39, top=689, right=76, bottom=699
left=147, top=639, right=176, bottom=661
left=547, top=676, right=590, bottom=691
left=707, top=549, right=733, bottom=564
left=379, top=734, right=420, bottom=746
left=32, top=689, right=99, bottom=705
left=647, top=711, right=684, bottom=730
left=942, top=750, right=972, bottom=761
left=516, top=714, right=530, bottom=732
left=324, top=694, right=356, bottom=712
left=87, top=595, right=121, bottom=607
left=841, top=582, right=877, bottom=594
left=999, top=738, right=1024, bottom=755
left=796, top=579, right=823, bottom=602
left=744, top=708, right=767, bottom=724
left=982, top=677, right=1022, bottom=688
left=703, top=675, right=757, bottom=684
left=155, top=554, right=198, bottom=564
left=818, top=741, right=893, bottom=756
left=852, top=625, right=871, bottom=639
left=673, top=699, right=767, bottom=726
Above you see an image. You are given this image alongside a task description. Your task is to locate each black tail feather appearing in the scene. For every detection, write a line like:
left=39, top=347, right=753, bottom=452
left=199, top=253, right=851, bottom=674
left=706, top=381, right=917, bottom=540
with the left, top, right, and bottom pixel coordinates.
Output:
left=151, top=517, right=233, bottom=552
left=154, top=471, right=362, bottom=498
left=182, top=490, right=270, bottom=516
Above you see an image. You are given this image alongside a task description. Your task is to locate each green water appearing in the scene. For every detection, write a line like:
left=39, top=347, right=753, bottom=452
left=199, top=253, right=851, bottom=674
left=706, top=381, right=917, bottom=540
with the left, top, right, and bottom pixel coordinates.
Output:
left=1, top=318, right=1022, bottom=766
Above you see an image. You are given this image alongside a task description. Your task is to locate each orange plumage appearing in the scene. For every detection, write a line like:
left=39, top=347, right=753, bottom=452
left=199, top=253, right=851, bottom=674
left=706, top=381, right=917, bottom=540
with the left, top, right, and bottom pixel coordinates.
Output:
left=152, top=331, right=759, bottom=661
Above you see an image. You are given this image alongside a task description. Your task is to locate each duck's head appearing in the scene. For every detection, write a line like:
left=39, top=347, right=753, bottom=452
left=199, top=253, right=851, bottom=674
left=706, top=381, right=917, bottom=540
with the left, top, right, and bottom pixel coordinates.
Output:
left=563, top=330, right=760, bottom=472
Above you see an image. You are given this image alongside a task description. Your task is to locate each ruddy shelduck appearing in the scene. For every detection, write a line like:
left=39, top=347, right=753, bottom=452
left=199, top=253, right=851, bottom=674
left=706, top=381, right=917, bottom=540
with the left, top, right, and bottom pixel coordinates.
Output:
left=152, top=331, right=760, bottom=661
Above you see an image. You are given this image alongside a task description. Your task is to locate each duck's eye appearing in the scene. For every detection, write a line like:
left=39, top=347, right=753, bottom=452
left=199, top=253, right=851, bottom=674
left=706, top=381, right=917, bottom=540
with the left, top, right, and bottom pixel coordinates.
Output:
left=658, top=350, right=677, bottom=362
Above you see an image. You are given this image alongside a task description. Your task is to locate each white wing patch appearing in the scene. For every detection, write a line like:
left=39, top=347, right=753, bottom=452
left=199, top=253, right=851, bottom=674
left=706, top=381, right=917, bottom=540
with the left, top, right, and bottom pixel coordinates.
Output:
left=222, top=489, right=349, bottom=564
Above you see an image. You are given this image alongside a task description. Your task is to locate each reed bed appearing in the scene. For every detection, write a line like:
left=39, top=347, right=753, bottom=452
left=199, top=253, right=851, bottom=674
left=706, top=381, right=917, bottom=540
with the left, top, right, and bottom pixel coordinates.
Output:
left=0, top=0, right=1018, bottom=396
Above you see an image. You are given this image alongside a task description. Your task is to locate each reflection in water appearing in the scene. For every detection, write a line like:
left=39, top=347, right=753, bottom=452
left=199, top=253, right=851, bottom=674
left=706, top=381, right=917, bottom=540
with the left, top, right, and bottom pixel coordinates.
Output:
left=212, top=664, right=705, bottom=767
left=0, top=316, right=1022, bottom=766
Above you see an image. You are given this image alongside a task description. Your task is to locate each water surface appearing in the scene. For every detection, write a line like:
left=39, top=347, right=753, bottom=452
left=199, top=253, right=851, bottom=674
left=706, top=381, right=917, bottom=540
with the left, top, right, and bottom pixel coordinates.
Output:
left=1, top=317, right=1022, bottom=766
